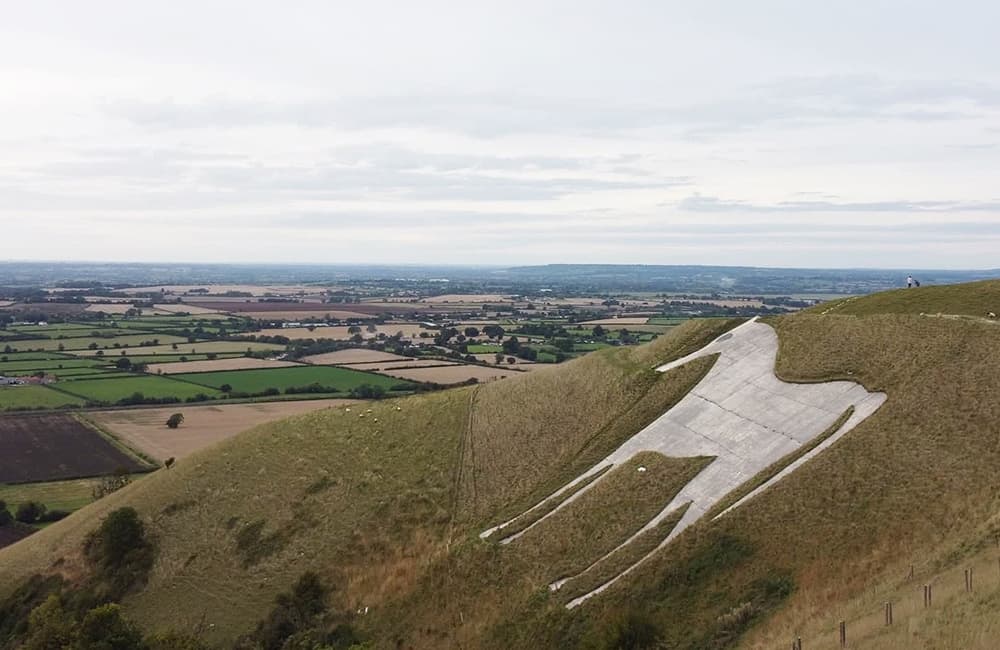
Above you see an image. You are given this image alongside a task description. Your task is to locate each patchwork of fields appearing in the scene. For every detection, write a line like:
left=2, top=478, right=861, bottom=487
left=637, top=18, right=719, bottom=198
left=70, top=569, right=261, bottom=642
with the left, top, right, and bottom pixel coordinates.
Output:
left=175, top=365, right=409, bottom=394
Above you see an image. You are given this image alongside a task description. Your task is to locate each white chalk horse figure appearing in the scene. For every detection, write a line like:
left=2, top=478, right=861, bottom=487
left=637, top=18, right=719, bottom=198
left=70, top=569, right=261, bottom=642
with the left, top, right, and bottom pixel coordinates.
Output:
left=480, top=318, right=886, bottom=608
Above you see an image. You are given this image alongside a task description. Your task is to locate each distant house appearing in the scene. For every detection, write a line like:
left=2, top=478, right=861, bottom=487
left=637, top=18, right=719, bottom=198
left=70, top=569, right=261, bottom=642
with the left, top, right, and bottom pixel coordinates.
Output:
left=0, top=376, right=17, bottom=386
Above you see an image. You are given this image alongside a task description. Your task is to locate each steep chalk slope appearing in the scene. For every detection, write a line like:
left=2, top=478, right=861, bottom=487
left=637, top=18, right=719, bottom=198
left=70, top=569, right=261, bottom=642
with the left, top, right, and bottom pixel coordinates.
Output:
left=483, top=318, right=886, bottom=607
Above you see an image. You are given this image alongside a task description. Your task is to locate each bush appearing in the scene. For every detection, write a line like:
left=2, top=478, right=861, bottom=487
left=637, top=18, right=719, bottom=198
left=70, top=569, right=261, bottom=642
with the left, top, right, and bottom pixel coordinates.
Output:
left=0, top=500, right=11, bottom=526
left=37, top=509, right=70, bottom=524
left=250, top=572, right=329, bottom=650
left=15, top=501, right=46, bottom=524
left=349, top=384, right=386, bottom=399
left=165, top=413, right=184, bottom=429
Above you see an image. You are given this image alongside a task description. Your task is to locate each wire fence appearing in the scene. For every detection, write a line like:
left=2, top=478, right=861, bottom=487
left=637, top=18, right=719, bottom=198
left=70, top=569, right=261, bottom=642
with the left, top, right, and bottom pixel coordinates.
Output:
left=788, top=549, right=1000, bottom=648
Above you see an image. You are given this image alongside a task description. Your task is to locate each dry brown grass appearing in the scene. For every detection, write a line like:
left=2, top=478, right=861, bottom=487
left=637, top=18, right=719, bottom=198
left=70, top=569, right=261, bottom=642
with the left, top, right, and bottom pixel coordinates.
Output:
left=460, top=319, right=740, bottom=526
left=86, top=399, right=356, bottom=461
left=146, top=357, right=300, bottom=374
left=340, top=359, right=459, bottom=371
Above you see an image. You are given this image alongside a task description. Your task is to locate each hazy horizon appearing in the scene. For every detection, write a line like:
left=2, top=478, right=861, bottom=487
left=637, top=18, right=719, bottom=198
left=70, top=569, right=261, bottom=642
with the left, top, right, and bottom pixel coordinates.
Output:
left=4, top=2, right=1000, bottom=267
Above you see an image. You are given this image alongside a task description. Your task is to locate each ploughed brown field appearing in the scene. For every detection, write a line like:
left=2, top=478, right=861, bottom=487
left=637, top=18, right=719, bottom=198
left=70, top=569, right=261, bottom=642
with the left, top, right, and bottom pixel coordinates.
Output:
left=0, top=414, right=149, bottom=483
left=87, top=399, right=357, bottom=461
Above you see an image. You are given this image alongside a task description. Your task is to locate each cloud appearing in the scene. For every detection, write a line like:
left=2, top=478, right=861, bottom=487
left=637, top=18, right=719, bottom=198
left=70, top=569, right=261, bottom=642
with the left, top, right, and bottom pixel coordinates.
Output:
left=678, top=194, right=1000, bottom=213
left=104, top=75, right=1000, bottom=139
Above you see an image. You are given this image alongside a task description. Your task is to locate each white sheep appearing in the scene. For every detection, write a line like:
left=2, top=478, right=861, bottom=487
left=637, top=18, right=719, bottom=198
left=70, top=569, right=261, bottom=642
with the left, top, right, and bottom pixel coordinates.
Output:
left=988, top=312, right=997, bottom=319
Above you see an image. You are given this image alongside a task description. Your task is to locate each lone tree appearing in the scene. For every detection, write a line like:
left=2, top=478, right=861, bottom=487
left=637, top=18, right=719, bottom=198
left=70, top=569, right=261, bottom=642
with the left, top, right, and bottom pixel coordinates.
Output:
left=164, top=457, right=175, bottom=470
left=165, top=413, right=184, bottom=429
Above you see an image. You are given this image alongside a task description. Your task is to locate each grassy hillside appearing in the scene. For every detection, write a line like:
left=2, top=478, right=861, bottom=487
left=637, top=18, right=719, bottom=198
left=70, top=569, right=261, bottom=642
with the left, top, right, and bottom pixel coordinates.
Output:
left=4, top=286, right=1000, bottom=649
left=815, top=278, right=1000, bottom=318
left=0, top=318, right=740, bottom=647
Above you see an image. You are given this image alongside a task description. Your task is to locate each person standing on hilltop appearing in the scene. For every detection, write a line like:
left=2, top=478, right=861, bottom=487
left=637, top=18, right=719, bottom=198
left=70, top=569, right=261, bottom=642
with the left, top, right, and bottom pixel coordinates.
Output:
left=907, top=275, right=914, bottom=288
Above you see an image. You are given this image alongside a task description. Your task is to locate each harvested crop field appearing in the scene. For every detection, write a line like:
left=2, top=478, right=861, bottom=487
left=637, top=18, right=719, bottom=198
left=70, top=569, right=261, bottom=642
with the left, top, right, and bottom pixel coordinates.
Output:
left=382, top=364, right=524, bottom=384
left=87, top=399, right=357, bottom=461
left=0, top=414, right=148, bottom=482
left=147, top=357, right=301, bottom=374
left=301, top=349, right=412, bottom=365
left=420, top=293, right=513, bottom=303
left=174, top=365, right=409, bottom=393
left=340, top=359, right=459, bottom=371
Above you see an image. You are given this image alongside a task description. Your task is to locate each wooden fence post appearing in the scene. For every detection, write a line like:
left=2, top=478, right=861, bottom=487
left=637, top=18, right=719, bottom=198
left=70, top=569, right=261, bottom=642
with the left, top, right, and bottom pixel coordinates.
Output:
left=839, top=620, right=846, bottom=647
left=965, top=568, right=972, bottom=592
left=923, top=584, right=932, bottom=607
left=885, top=601, right=893, bottom=625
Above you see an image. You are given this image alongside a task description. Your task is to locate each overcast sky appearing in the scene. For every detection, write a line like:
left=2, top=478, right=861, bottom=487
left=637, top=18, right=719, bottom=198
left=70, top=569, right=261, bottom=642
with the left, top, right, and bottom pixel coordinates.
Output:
left=3, top=1, right=1000, bottom=268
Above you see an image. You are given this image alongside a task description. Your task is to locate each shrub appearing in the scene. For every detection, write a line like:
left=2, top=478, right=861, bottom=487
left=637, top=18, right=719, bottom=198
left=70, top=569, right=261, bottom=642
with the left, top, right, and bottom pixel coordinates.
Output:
left=165, top=413, right=184, bottom=429
left=15, top=501, right=46, bottom=524
left=37, top=510, right=70, bottom=523
left=0, top=500, right=11, bottom=526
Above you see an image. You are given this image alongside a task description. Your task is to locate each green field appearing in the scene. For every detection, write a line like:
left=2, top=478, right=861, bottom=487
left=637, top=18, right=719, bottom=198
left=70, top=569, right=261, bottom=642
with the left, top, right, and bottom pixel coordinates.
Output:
left=466, top=343, right=502, bottom=353
left=77, top=340, right=284, bottom=357
left=124, top=353, right=246, bottom=364
left=17, top=367, right=116, bottom=378
left=8, top=327, right=149, bottom=339
left=55, top=375, right=222, bottom=403
left=0, top=352, right=73, bottom=361
left=573, top=342, right=614, bottom=352
left=3, top=333, right=188, bottom=352
left=175, top=365, right=409, bottom=393
left=7, top=323, right=95, bottom=332
left=0, top=385, right=84, bottom=410
left=0, top=479, right=98, bottom=513
left=0, top=359, right=104, bottom=374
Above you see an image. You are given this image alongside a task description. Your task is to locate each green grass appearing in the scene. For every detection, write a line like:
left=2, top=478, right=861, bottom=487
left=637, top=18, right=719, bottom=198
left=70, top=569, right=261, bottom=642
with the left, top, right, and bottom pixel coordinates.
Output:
left=0, top=352, right=75, bottom=361
left=0, top=386, right=84, bottom=410
left=16, top=367, right=116, bottom=378
left=813, top=278, right=1000, bottom=317
left=466, top=344, right=502, bottom=354
left=0, top=359, right=104, bottom=374
left=7, top=327, right=148, bottom=339
left=174, top=365, right=409, bottom=393
left=0, top=479, right=98, bottom=513
left=75, top=341, right=284, bottom=357
left=118, top=353, right=246, bottom=364
left=573, top=342, right=613, bottom=352
left=10, top=293, right=1000, bottom=650
left=55, top=375, right=221, bottom=403
left=3, top=333, right=188, bottom=352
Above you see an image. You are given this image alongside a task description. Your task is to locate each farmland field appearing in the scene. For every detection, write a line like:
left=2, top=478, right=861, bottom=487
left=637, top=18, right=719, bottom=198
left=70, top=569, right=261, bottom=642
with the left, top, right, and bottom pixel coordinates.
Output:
left=0, top=478, right=100, bottom=513
left=76, top=340, right=283, bottom=356
left=340, top=359, right=459, bottom=371
left=0, top=414, right=149, bottom=482
left=0, top=352, right=73, bottom=361
left=88, top=399, right=357, bottom=461
left=0, top=386, right=83, bottom=411
left=56, top=375, right=222, bottom=403
left=466, top=343, right=502, bottom=353
left=175, top=365, right=409, bottom=393
left=301, top=349, right=412, bottom=365
left=2, top=333, right=187, bottom=352
left=0, top=358, right=104, bottom=373
left=381, top=364, right=524, bottom=384
left=146, top=357, right=301, bottom=374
